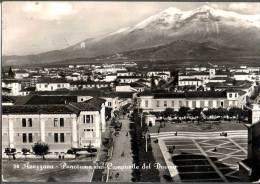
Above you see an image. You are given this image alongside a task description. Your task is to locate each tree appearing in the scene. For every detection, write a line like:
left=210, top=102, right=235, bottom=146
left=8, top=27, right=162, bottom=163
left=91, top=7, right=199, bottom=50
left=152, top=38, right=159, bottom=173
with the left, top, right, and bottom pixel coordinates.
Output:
left=22, top=148, right=30, bottom=159
left=163, top=108, right=174, bottom=118
left=190, top=108, right=203, bottom=122
left=228, top=107, right=244, bottom=122
left=151, top=74, right=156, bottom=91
left=5, top=148, right=16, bottom=160
left=178, top=107, right=190, bottom=120
left=32, top=142, right=49, bottom=160
left=8, top=66, right=15, bottom=78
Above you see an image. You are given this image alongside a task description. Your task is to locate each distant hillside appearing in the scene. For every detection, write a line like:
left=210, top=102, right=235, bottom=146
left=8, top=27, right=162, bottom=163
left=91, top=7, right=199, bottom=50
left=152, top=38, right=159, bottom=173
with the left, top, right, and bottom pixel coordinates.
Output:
left=3, top=5, right=260, bottom=66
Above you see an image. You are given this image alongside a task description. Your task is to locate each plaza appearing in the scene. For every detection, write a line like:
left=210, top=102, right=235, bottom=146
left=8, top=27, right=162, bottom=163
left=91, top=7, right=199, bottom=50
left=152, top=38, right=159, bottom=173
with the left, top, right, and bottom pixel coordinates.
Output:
left=157, top=131, right=248, bottom=182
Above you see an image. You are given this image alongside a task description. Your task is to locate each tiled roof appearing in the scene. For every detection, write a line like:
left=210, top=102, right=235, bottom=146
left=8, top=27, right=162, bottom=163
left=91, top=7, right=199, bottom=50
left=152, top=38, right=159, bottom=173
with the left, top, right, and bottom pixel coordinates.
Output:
left=117, top=76, right=143, bottom=79
left=179, top=78, right=202, bottom=81
left=69, top=97, right=105, bottom=111
left=2, top=96, right=14, bottom=103
left=38, top=78, right=69, bottom=83
left=25, top=95, right=78, bottom=105
left=140, top=90, right=227, bottom=99
left=20, top=87, right=36, bottom=92
left=2, top=105, right=76, bottom=115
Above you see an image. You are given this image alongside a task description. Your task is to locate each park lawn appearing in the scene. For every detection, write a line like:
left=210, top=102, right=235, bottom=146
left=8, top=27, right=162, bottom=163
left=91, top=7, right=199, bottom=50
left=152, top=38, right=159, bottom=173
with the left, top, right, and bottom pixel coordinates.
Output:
left=2, top=159, right=94, bottom=182
left=148, top=121, right=247, bottom=133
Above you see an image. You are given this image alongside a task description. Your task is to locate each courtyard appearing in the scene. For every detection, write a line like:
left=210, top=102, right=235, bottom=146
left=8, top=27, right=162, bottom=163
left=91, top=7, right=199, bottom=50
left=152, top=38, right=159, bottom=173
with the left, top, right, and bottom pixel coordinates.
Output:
left=159, top=135, right=248, bottom=182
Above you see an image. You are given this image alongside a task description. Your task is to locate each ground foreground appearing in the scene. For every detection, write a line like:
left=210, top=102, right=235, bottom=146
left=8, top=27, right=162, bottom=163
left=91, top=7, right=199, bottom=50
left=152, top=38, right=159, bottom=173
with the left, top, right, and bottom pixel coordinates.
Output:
left=158, top=134, right=248, bottom=182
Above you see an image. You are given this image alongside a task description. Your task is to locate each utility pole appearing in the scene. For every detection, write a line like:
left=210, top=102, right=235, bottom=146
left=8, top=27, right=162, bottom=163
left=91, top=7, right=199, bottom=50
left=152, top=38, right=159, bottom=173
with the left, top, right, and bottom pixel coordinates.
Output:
left=140, top=112, right=143, bottom=127
left=145, top=132, right=148, bottom=152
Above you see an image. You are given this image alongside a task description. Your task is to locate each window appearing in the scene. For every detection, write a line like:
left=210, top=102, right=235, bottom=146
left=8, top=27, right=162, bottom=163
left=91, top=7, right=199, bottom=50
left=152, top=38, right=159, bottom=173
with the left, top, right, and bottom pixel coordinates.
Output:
left=54, top=133, right=59, bottom=143
left=108, top=102, right=112, bottom=106
left=200, top=101, right=205, bottom=108
left=235, top=93, right=237, bottom=98
left=57, top=84, right=61, bottom=88
left=85, top=129, right=94, bottom=131
left=60, top=118, right=64, bottom=127
left=28, top=118, right=32, bottom=127
left=22, top=119, right=26, bottom=127
left=229, top=93, right=232, bottom=98
left=164, top=101, right=167, bottom=107
left=54, top=118, right=58, bottom=127
left=208, top=100, right=213, bottom=108
left=192, top=101, right=196, bottom=108
left=60, top=133, right=65, bottom=143
left=179, top=101, right=183, bottom=107
left=28, top=133, right=33, bottom=143
left=45, top=84, right=48, bottom=88
left=145, top=100, right=148, bottom=107
left=83, top=115, right=93, bottom=123
left=171, top=101, right=174, bottom=107
left=22, top=133, right=27, bottom=143
left=156, top=100, right=160, bottom=107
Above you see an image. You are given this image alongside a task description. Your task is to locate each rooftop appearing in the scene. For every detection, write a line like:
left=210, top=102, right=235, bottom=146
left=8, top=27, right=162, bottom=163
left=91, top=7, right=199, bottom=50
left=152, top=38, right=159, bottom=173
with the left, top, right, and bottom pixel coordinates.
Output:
left=2, top=105, right=76, bottom=115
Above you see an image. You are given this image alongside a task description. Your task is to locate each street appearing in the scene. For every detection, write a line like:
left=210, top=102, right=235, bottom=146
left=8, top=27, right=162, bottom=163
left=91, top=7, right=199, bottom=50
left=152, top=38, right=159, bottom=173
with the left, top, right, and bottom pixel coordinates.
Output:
left=108, top=115, right=133, bottom=182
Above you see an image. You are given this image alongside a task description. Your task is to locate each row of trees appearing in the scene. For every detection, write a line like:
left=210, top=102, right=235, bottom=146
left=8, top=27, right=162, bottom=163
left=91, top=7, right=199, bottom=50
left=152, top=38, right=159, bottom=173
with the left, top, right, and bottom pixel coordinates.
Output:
left=5, top=142, right=49, bottom=160
left=150, top=107, right=248, bottom=121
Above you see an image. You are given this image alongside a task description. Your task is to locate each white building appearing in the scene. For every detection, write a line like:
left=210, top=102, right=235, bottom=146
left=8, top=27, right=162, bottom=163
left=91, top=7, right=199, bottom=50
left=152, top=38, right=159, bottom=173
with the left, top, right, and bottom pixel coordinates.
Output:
left=2, top=79, right=22, bottom=96
left=36, top=78, right=70, bottom=91
left=2, top=98, right=106, bottom=154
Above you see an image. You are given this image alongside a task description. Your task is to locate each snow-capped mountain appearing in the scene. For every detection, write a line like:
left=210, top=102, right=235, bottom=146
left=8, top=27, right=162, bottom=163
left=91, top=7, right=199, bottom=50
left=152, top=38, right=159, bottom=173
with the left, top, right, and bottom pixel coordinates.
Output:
left=4, top=5, right=260, bottom=66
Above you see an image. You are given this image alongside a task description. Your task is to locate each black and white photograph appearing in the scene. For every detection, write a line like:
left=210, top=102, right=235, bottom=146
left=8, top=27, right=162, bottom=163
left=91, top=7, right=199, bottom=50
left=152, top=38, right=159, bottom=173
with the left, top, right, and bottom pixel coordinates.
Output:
left=1, top=1, right=260, bottom=182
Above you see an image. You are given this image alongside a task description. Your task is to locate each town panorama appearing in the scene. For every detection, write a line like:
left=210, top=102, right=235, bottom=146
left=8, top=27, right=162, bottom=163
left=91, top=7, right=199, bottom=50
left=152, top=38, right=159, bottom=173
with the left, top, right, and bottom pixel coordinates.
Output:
left=2, top=2, right=260, bottom=183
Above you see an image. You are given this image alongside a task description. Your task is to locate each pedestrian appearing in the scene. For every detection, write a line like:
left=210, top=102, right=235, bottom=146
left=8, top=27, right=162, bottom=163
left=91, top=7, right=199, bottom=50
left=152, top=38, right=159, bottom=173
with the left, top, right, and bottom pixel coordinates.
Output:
left=59, top=154, right=61, bottom=160
left=172, top=145, right=176, bottom=150
left=115, top=172, right=119, bottom=178
left=175, top=131, right=178, bottom=136
left=62, top=155, right=65, bottom=159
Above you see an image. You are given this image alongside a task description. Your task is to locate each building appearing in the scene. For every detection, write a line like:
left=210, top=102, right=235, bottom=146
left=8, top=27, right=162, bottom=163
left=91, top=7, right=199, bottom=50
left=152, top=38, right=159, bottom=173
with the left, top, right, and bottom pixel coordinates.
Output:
left=178, top=78, right=203, bottom=87
left=2, top=98, right=106, bottom=154
left=14, top=70, right=29, bottom=79
left=117, top=76, right=143, bottom=83
left=239, top=104, right=260, bottom=182
left=138, top=90, right=246, bottom=112
left=2, top=79, right=22, bottom=96
left=36, top=78, right=70, bottom=91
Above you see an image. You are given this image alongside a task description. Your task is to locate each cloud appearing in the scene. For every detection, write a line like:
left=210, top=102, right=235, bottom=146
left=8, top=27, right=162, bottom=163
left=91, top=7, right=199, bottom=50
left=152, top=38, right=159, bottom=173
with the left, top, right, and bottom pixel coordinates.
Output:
left=228, top=3, right=260, bottom=14
left=23, top=2, right=77, bottom=20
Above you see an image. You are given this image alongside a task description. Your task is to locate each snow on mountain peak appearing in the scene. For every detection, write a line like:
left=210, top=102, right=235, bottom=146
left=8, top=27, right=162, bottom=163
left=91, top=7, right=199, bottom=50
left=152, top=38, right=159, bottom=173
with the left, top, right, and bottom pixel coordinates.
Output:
left=130, top=5, right=260, bottom=31
left=160, top=7, right=182, bottom=15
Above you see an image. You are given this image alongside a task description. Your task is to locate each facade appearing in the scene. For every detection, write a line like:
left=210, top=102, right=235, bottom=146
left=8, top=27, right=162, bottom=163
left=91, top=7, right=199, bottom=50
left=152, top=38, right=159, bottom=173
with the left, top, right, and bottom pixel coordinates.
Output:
left=138, top=90, right=246, bottom=112
left=2, top=79, right=22, bottom=96
left=36, top=79, right=70, bottom=91
left=117, top=76, right=143, bottom=83
left=178, top=78, right=203, bottom=87
left=2, top=99, right=106, bottom=154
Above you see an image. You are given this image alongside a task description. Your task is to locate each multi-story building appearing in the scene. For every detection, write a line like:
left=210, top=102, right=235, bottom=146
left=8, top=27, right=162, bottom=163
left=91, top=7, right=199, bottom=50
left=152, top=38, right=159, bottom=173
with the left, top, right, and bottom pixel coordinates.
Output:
left=36, top=78, right=70, bottom=91
left=2, top=79, right=22, bottom=96
left=178, top=78, right=203, bottom=87
left=138, top=90, right=247, bottom=112
left=2, top=98, right=106, bottom=154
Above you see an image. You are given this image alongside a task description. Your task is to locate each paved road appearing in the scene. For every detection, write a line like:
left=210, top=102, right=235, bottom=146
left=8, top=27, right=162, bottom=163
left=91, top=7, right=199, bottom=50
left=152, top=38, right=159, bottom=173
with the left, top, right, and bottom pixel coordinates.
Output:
left=108, top=116, right=133, bottom=182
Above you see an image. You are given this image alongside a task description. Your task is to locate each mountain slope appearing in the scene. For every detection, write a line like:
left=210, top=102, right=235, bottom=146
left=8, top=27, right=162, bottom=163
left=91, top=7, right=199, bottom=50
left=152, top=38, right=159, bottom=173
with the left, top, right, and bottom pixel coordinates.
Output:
left=3, top=5, right=260, bottom=66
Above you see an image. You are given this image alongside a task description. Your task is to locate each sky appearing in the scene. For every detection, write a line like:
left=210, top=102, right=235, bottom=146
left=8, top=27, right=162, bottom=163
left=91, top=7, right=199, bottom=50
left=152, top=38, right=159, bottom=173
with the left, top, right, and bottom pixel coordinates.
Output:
left=3, top=1, right=260, bottom=56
